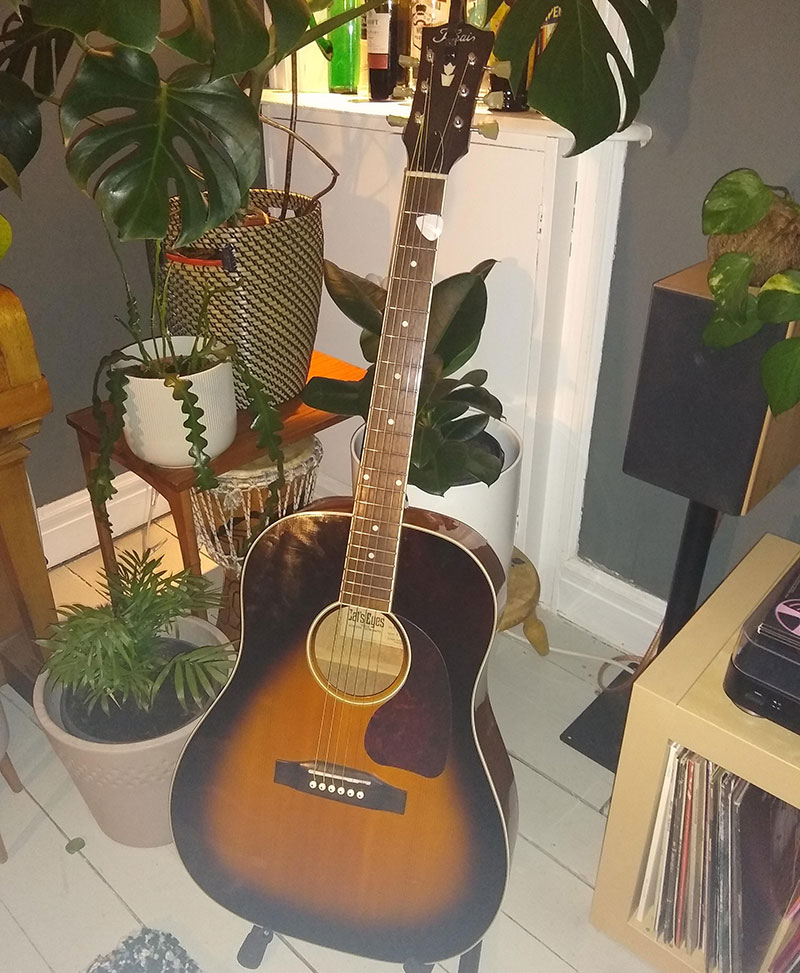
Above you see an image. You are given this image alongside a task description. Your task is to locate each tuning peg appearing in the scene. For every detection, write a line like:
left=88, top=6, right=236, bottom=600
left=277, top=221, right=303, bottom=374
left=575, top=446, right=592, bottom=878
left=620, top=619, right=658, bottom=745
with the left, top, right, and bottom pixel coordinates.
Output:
left=399, top=55, right=420, bottom=71
left=471, top=119, right=499, bottom=141
left=392, top=84, right=414, bottom=99
left=487, top=60, right=512, bottom=80
left=483, top=91, right=506, bottom=111
left=386, top=114, right=409, bottom=128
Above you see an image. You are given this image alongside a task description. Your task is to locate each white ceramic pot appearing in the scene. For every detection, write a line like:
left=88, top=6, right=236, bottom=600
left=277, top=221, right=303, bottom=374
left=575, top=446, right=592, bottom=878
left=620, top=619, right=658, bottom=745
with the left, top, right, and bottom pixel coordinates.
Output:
left=120, top=336, right=237, bottom=468
left=350, top=417, right=523, bottom=578
left=33, top=615, right=228, bottom=848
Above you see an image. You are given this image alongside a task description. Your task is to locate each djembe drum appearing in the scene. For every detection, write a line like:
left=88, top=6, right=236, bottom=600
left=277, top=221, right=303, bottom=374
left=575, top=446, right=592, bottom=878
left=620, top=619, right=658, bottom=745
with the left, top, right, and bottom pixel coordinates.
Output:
left=190, top=437, right=323, bottom=640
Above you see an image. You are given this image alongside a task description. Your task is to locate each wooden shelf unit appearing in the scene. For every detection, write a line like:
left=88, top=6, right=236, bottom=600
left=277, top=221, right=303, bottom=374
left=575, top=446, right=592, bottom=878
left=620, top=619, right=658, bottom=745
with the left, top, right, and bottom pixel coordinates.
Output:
left=591, top=534, right=800, bottom=972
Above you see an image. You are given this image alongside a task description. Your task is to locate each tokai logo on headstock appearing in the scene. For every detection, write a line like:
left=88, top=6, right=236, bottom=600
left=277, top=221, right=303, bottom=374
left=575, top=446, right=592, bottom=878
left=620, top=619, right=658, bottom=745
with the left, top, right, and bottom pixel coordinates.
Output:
left=430, top=25, right=478, bottom=44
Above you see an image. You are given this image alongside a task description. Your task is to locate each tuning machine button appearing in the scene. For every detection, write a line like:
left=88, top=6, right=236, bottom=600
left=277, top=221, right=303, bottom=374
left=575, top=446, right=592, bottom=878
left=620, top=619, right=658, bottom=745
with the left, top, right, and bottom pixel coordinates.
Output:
left=399, top=55, right=420, bottom=71
left=471, top=119, right=500, bottom=141
left=392, top=84, right=414, bottom=99
left=483, top=91, right=506, bottom=111
left=386, top=114, right=409, bottom=128
left=487, top=60, right=512, bottom=80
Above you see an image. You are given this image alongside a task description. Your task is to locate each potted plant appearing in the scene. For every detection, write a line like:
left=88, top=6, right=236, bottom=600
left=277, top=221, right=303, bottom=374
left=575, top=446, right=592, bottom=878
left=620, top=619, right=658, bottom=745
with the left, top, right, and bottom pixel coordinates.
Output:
left=88, top=241, right=284, bottom=511
left=33, top=548, right=234, bottom=847
left=302, top=258, right=523, bottom=574
left=702, top=168, right=800, bottom=415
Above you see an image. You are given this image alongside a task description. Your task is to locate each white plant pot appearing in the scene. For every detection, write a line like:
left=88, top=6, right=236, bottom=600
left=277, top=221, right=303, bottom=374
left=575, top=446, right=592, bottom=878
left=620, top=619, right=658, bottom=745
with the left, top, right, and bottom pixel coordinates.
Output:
left=33, top=615, right=228, bottom=848
left=350, top=418, right=523, bottom=578
left=120, top=336, right=237, bottom=468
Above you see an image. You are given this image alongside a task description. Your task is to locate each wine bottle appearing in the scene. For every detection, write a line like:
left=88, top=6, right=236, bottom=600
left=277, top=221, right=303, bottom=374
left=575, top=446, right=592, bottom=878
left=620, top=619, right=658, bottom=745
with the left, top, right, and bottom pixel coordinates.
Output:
left=366, top=0, right=410, bottom=101
left=328, top=0, right=362, bottom=95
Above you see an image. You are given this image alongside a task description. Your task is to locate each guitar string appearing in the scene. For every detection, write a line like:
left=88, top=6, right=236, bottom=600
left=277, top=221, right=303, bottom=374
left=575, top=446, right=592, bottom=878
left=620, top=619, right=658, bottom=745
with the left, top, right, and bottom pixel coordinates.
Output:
left=314, top=117, right=430, bottom=789
left=313, top=38, right=473, bottom=795
left=338, top=112, right=435, bottom=781
left=334, top=45, right=469, bottom=786
left=335, top=103, right=434, bottom=784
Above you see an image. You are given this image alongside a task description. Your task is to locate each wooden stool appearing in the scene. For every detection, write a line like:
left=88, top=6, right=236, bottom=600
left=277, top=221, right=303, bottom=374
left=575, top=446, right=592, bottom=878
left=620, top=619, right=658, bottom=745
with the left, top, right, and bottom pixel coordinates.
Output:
left=497, top=547, right=549, bottom=655
left=0, top=697, right=23, bottom=863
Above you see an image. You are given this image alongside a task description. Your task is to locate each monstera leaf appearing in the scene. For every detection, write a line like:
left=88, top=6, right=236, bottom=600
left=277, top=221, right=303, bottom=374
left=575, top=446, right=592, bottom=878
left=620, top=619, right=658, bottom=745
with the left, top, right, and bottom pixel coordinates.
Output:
left=0, top=71, right=38, bottom=188
left=61, top=48, right=261, bottom=244
left=495, top=0, right=676, bottom=155
left=30, top=0, right=160, bottom=52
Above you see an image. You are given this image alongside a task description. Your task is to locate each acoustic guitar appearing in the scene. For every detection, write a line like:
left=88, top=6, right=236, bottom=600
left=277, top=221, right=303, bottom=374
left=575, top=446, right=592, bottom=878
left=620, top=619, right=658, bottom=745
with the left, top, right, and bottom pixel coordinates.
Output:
left=171, top=12, right=517, bottom=968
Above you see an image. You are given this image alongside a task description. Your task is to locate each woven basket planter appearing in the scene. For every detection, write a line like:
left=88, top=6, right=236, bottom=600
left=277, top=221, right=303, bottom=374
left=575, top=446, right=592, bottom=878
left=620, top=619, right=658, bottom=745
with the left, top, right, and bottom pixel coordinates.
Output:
left=162, top=189, right=324, bottom=408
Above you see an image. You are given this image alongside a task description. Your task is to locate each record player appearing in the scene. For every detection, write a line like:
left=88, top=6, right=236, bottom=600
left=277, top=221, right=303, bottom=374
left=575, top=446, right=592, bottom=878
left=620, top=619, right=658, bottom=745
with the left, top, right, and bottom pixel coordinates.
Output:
left=724, top=556, right=800, bottom=734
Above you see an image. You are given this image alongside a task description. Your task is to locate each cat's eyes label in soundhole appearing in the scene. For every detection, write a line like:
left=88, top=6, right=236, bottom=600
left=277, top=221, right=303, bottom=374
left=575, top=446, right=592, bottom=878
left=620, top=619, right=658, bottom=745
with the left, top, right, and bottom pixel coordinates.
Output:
left=308, top=604, right=409, bottom=700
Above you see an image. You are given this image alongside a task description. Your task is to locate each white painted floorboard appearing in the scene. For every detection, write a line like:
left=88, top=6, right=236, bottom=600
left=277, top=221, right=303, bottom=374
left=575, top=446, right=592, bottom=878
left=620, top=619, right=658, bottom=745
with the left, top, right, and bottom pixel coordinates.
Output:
left=0, top=524, right=657, bottom=973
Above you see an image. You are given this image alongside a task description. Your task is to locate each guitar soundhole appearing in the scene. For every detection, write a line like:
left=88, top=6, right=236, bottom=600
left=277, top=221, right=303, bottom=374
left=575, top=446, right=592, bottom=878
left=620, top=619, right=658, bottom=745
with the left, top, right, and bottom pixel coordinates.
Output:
left=308, top=604, right=409, bottom=702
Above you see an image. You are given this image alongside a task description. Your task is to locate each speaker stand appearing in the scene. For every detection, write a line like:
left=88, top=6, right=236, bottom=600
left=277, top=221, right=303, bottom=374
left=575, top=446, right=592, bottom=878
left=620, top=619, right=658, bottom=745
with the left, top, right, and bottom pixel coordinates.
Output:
left=561, top=499, right=719, bottom=773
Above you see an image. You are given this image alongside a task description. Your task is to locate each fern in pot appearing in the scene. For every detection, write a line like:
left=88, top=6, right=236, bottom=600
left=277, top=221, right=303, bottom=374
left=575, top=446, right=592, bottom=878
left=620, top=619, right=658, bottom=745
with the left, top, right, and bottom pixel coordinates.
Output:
left=33, top=549, right=235, bottom=847
left=303, top=259, right=523, bottom=574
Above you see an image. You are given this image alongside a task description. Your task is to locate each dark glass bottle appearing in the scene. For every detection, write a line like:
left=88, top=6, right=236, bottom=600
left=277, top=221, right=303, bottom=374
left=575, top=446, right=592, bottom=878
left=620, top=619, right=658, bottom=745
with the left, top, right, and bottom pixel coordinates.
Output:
left=366, top=0, right=410, bottom=101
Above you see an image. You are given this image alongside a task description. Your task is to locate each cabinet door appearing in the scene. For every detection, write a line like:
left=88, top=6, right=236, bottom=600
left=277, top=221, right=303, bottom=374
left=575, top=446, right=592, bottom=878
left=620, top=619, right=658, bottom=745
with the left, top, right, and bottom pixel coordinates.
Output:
left=264, top=107, right=546, bottom=499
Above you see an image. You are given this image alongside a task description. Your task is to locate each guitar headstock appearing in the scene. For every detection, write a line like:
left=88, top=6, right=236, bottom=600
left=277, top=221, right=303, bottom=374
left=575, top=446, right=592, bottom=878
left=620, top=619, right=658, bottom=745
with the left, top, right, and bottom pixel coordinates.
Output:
left=401, top=22, right=495, bottom=175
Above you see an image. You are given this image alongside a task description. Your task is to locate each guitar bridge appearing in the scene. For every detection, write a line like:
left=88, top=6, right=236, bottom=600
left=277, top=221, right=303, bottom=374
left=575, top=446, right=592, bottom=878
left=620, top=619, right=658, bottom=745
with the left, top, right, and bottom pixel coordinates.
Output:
left=274, top=760, right=407, bottom=814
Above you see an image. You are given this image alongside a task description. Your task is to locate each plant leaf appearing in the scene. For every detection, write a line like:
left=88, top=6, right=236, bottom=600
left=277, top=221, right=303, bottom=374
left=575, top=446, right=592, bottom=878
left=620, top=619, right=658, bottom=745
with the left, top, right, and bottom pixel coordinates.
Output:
left=302, top=374, right=366, bottom=416
left=163, top=374, right=218, bottom=490
left=324, top=260, right=386, bottom=335
left=441, top=412, right=489, bottom=442
left=0, top=71, right=40, bottom=188
left=758, top=271, right=800, bottom=324
left=30, top=0, right=160, bottom=52
left=707, top=252, right=756, bottom=313
left=208, top=0, right=272, bottom=79
left=703, top=299, right=762, bottom=349
left=0, top=152, right=20, bottom=196
left=0, top=212, right=11, bottom=258
left=264, top=0, right=312, bottom=65
left=160, top=0, right=214, bottom=63
left=429, top=271, right=488, bottom=375
left=760, top=337, right=800, bottom=416
left=495, top=0, right=669, bottom=155
left=462, top=438, right=503, bottom=485
left=444, top=384, right=503, bottom=419
left=61, top=49, right=261, bottom=244
left=702, top=169, right=773, bottom=236
left=0, top=6, right=73, bottom=99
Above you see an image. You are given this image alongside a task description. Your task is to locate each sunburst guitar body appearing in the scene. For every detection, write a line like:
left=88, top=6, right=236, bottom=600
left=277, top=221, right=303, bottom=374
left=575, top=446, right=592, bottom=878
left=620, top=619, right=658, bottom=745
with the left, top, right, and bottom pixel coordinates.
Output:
left=171, top=500, right=516, bottom=963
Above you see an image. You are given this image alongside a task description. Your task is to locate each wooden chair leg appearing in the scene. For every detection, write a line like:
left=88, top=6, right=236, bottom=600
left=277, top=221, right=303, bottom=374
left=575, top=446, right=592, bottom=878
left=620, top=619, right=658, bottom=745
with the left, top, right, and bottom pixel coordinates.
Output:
left=0, top=752, right=23, bottom=792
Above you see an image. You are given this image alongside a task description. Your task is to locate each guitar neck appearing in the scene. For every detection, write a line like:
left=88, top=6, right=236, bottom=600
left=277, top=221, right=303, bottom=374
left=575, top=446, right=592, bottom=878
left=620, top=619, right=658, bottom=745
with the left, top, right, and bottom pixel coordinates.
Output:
left=340, top=170, right=447, bottom=612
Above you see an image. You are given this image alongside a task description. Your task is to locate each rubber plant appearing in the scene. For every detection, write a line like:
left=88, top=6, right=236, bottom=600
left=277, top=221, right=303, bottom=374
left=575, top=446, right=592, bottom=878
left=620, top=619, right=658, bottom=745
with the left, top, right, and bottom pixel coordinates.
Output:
left=302, top=259, right=504, bottom=496
left=490, top=0, right=677, bottom=154
left=702, top=169, right=800, bottom=416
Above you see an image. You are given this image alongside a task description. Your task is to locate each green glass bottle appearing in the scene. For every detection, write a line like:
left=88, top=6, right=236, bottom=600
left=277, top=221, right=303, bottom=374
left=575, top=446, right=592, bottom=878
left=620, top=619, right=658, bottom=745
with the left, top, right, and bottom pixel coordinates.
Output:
left=328, top=0, right=362, bottom=94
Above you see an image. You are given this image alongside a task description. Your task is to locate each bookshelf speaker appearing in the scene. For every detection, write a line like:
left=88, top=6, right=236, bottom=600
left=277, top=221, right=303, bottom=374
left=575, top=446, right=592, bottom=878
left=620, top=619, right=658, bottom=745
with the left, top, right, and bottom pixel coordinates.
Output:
left=623, top=262, right=800, bottom=516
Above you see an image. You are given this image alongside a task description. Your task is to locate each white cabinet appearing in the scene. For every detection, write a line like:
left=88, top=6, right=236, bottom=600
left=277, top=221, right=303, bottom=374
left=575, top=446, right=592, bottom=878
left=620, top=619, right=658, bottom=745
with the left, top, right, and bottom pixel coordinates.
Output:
left=262, top=92, right=648, bottom=611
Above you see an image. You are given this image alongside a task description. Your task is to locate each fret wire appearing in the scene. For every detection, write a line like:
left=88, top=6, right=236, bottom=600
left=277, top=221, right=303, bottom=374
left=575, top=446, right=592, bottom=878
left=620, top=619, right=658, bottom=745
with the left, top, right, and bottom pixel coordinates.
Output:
left=341, top=169, right=446, bottom=606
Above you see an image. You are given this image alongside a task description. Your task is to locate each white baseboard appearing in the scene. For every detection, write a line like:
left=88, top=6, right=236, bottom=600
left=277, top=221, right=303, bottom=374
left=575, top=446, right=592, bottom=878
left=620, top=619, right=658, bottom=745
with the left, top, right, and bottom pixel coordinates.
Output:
left=553, top=555, right=665, bottom=655
left=37, top=472, right=170, bottom=568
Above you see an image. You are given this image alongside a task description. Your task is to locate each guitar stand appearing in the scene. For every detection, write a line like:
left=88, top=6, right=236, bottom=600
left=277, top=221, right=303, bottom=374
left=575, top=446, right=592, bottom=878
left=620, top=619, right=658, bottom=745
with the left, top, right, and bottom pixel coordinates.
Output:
left=403, top=941, right=482, bottom=973
left=237, top=926, right=273, bottom=968
left=236, top=926, right=481, bottom=971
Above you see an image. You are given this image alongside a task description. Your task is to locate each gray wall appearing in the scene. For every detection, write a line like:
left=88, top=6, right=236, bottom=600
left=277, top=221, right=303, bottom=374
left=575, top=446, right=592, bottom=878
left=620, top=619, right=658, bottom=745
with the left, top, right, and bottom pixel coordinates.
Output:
left=579, top=0, right=800, bottom=602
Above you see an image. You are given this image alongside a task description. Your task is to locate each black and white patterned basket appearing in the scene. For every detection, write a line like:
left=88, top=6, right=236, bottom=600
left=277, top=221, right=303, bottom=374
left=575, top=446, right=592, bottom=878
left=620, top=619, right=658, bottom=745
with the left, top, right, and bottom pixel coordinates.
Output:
left=163, top=189, right=323, bottom=409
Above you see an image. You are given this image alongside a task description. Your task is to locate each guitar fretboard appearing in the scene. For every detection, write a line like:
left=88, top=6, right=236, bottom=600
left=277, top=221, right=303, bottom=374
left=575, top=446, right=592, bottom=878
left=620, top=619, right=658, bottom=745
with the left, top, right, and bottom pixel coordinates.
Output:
left=341, top=171, right=446, bottom=611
